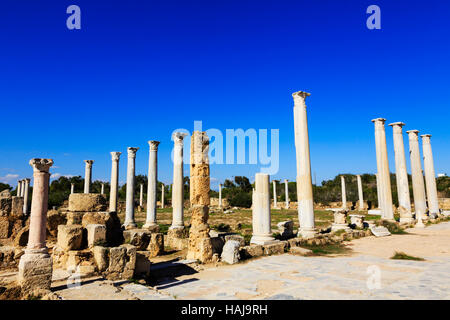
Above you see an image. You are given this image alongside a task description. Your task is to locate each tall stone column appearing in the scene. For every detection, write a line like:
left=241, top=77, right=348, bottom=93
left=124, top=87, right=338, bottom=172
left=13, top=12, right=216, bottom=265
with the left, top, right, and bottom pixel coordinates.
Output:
left=171, top=132, right=187, bottom=229
left=421, top=134, right=440, bottom=218
left=144, top=140, right=160, bottom=230
left=293, top=91, right=316, bottom=238
left=70, top=183, right=75, bottom=194
left=372, top=118, right=394, bottom=221
left=101, top=183, right=105, bottom=195
left=251, top=173, right=276, bottom=245
left=356, top=175, right=364, bottom=210
left=407, top=130, right=427, bottom=225
left=218, top=183, right=222, bottom=208
left=389, top=122, right=413, bottom=223
left=161, top=183, right=165, bottom=209
left=124, top=147, right=139, bottom=229
left=17, top=180, right=22, bottom=197
left=272, top=180, right=278, bottom=208
left=109, top=152, right=121, bottom=213
left=341, top=176, right=347, bottom=209
left=18, top=159, right=53, bottom=291
left=187, top=131, right=213, bottom=262
left=83, top=160, right=94, bottom=193
left=284, top=179, right=289, bottom=209
left=23, top=178, right=30, bottom=215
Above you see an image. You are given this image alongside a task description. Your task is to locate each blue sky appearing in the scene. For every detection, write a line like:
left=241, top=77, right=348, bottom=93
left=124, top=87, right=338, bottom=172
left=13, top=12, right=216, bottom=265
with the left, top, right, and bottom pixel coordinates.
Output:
left=0, top=0, right=449, bottom=190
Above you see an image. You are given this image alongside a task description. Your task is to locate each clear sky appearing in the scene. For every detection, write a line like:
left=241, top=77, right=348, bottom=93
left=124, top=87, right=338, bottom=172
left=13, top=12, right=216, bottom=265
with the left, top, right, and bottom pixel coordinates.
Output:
left=1, top=0, right=449, bottom=190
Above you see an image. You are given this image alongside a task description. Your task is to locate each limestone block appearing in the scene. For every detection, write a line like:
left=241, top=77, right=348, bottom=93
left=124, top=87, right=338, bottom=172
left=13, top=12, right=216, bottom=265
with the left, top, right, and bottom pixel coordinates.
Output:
left=57, top=225, right=83, bottom=251
left=0, top=189, right=11, bottom=198
left=11, top=197, right=24, bottom=218
left=18, top=252, right=53, bottom=292
left=224, top=234, right=245, bottom=247
left=86, top=224, right=107, bottom=247
left=349, top=215, right=364, bottom=228
left=108, top=244, right=136, bottom=280
left=290, top=247, right=313, bottom=256
left=0, top=246, right=16, bottom=268
left=92, top=246, right=109, bottom=272
left=82, top=211, right=123, bottom=246
left=210, top=236, right=225, bottom=254
left=239, top=245, right=264, bottom=259
left=0, top=216, right=10, bottom=238
left=263, top=241, right=286, bottom=255
left=123, top=229, right=151, bottom=251
left=13, top=226, right=29, bottom=247
left=147, top=233, right=164, bottom=257
left=277, top=221, right=294, bottom=239
left=167, top=227, right=188, bottom=250
left=121, top=244, right=136, bottom=279
left=0, top=197, right=11, bottom=216
left=187, top=205, right=213, bottom=263
left=68, top=193, right=107, bottom=212
left=66, top=250, right=93, bottom=272
left=66, top=212, right=83, bottom=225
left=46, top=210, right=67, bottom=237
left=221, top=240, right=240, bottom=264
left=135, top=251, right=151, bottom=276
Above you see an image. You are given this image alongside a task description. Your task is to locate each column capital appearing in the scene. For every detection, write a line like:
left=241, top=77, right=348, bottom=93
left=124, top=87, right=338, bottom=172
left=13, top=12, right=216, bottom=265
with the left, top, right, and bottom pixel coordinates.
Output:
left=84, top=160, right=94, bottom=167
left=292, top=91, right=310, bottom=105
left=420, top=134, right=432, bottom=139
left=284, top=179, right=288, bottom=183
left=148, top=140, right=160, bottom=151
left=24, top=178, right=30, bottom=183
left=406, top=129, right=419, bottom=136
left=371, top=118, right=386, bottom=124
left=127, top=147, right=139, bottom=157
left=110, top=151, right=122, bottom=161
left=388, top=121, right=405, bottom=127
left=29, top=158, right=53, bottom=173
left=172, top=132, right=188, bottom=145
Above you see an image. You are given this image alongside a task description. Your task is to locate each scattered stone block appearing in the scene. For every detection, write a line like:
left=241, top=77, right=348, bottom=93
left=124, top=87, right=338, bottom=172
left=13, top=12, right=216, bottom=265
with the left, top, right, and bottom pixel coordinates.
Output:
left=239, top=245, right=264, bottom=259
left=135, top=251, right=152, bottom=276
left=263, top=241, right=287, bottom=255
left=147, top=233, right=164, bottom=257
left=86, top=224, right=107, bottom=247
left=221, top=240, right=240, bottom=264
left=349, top=214, right=365, bottom=228
left=0, top=197, right=12, bottom=216
left=108, top=244, right=136, bottom=280
left=13, top=226, right=29, bottom=247
left=68, top=193, right=107, bottom=212
left=369, top=225, right=391, bottom=237
left=46, top=210, right=67, bottom=237
left=92, top=246, right=109, bottom=272
left=224, top=234, right=245, bottom=247
left=166, top=227, right=188, bottom=250
left=0, top=216, right=10, bottom=238
left=277, top=221, right=294, bottom=239
left=290, top=247, right=314, bottom=256
left=57, top=225, right=83, bottom=251
left=66, top=212, right=83, bottom=225
left=368, top=209, right=382, bottom=216
left=210, top=236, right=225, bottom=254
left=11, top=197, right=24, bottom=218
left=66, top=250, right=93, bottom=272
left=123, top=229, right=151, bottom=251
left=18, top=252, right=53, bottom=292
left=331, top=209, right=351, bottom=232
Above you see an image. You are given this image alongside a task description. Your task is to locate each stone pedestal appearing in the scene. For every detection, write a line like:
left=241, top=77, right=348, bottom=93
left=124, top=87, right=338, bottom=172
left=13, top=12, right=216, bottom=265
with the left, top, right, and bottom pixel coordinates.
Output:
left=171, top=132, right=187, bottom=229
left=109, top=152, right=121, bottom=213
left=144, top=141, right=160, bottom=229
left=331, top=209, right=351, bottom=232
left=421, top=134, right=440, bottom=218
left=407, top=130, right=427, bottom=223
left=124, top=147, right=139, bottom=229
left=83, top=160, right=94, bottom=194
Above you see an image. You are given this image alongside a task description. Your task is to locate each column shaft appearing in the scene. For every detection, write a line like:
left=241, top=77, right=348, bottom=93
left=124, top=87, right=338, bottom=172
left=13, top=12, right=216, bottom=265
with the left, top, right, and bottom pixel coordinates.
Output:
left=83, top=160, right=94, bottom=193
left=145, top=141, right=160, bottom=228
left=124, top=147, right=138, bottom=228
left=23, top=179, right=30, bottom=215
left=171, top=133, right=187, bottom=229
left=341, top=176, right=347, bottom=209
left=421, top=134, right=439, bottom=217
left=272, top=180, right=277, bottom=208
left=109, top=152, right=121, bottom=212
left=357, top=175, right=364, bottom=210
left=251, top=173, right=275, bottom=245
left=407, top=130, right=427, bottom=220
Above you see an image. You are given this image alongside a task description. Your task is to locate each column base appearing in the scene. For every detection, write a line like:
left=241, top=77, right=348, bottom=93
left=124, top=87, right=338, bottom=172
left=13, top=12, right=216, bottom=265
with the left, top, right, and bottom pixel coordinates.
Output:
left=331, top=224, right=351, bottom=232
left=382, top=218, right=396, bottom=223
left=18, top=249, right=53, bottom=292
left=142, top=222, right=159, bottom=232
left=250, top=234, right=277, bottom=245
left=429, top=212, right=439, bottom=219
left=415, top=219, right=425, bottom=228
left=399, top=217, right=415, bottom=224
left=297, top=228, right=317, bottom=239
left=123, top=222, right=137, bottom=230
left=169, top=225, right=184, bottom=230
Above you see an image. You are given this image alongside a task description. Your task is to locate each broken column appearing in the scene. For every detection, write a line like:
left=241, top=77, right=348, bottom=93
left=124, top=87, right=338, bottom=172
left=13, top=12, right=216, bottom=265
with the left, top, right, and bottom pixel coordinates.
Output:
left=101, top=183, right=105, bottom=195
left=341, top=175, right=347, bottom=209
left=389, top=122, right=414, bottom=223
left=170, top=132, right=187, bottom=229
left=18, top=159, right=54, bottom=291
left=272, top=180, right=278, bottom=209
left=219, top=183, right=222, bottom=208
left=83, top=160, right=94, bottom=193
left=284, top=179, right=289, bottom=209
left=144, top=140, right=160, bottom=230
left=251, top=173, right=276, bottom=245
left=372, top=118, right=394, bottom=221
left=356, top=175, right=364, bottom=211
left=124, top=147, right=139, bottom=229
left=17, top=180, right=22, bottom=197
left=161, top=184, right=165, bottom=209
left=421, top=134, right=440, bottom=218
left=109, top=152, right=121, bottom=213
left=23, top=178, right=30, bottom=215
left=407, top=130, right=427, bottom=225
left=70, top=183, right=75, bottom=194
left=187, top=131, right=213, bottom=262
left=293, top=91, right=316, bottom=238
left=139, top=184, right=143, bottom=208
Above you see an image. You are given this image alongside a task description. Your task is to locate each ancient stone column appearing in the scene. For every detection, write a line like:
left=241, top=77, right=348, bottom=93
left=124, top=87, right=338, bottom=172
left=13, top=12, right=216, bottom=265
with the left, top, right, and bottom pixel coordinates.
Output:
left=251, top=173, right=276, bottom=245
left=187, top=131, right=213, bottom=262
left=171, top=132, right=187, bottom=229
left=83, top=160, right=94, bottom=193
left=101, top=183, right=105, bottom=195
left=375, top=173, right=381, bottom=208
left=218, top=183, right=222, bottom=208
left=139, top=184, right=143, bottom=207
left=17, top=180, right=22, bottom=197
left=18, top=159, right=53, bottom=291
left=144, top=140, right=160, bottom=230
left=161, top=183, right=165, bottom=209
left=421, top=134, right=440, bottom=218
left=23, top=178, right=30, bottom=215
left=372, top=118, right=394, bottom=221
left=407, top=130, right=427, bottom=224
left=356, top=175, right=364, bottom=211
left=70, top=183, right=75, bottom=194
left=272, top=180, right=278, bottom=208
left=293, top=91, right=316, bottom=238
left=284, top=179, right=289, bottom=209
left=109, top=152, right=121, bottom=213
left=389, top=122, right=413, bottom=223
left=124, top=147, right=139, bottom=229
left=341, top=176, right=347, bottom=209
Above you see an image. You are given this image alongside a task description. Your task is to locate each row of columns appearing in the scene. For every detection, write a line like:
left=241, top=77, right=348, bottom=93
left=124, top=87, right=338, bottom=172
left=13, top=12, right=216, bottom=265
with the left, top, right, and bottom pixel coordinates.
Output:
left=16, top=179, right=31, bottom=215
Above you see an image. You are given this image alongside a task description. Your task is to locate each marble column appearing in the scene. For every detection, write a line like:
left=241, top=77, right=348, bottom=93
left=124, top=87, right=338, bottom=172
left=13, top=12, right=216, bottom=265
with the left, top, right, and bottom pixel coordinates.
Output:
left=17, top=180, right=22, bottom=197
left=161, top=183, right=165, bottom=209
left=272, top=180, right=278, bottom=209
left=218, top=183, right=222, bottom=208
left=23, top=178, right=30, bottom=215
left=101, top=183, right=105, bottom=195
left=421, top=134, right=440, bottom=218
left=389, top=122, right=413, bottom=223
left=109, top=152, right=121, bottom=213
left=372, top=118, right=394, bottom=221
left=18, top=159, right=53, bottom=291
left=70, top=183, right=75, bottom=194
left=293, top=91, right=316, bottom=238
left=284, top=179, right=289, bottom=209
left=144, top=140, right=160, bottom=229
left=171, top=132, right=187, bottom=229
left=139, top=184, right=144, bottom=208
left=124, top=147, right=139, bottom=229
left=407, top=130, right=427, bottom=226
left=357, top=175, right=364, bottom=210
left=83, top=160, right=94, bottom=193
left=251, top=173, right=276, bottom=245
left=375, top=173, right=382, bottom=209
left=341, top=176, right=347, bottom=209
